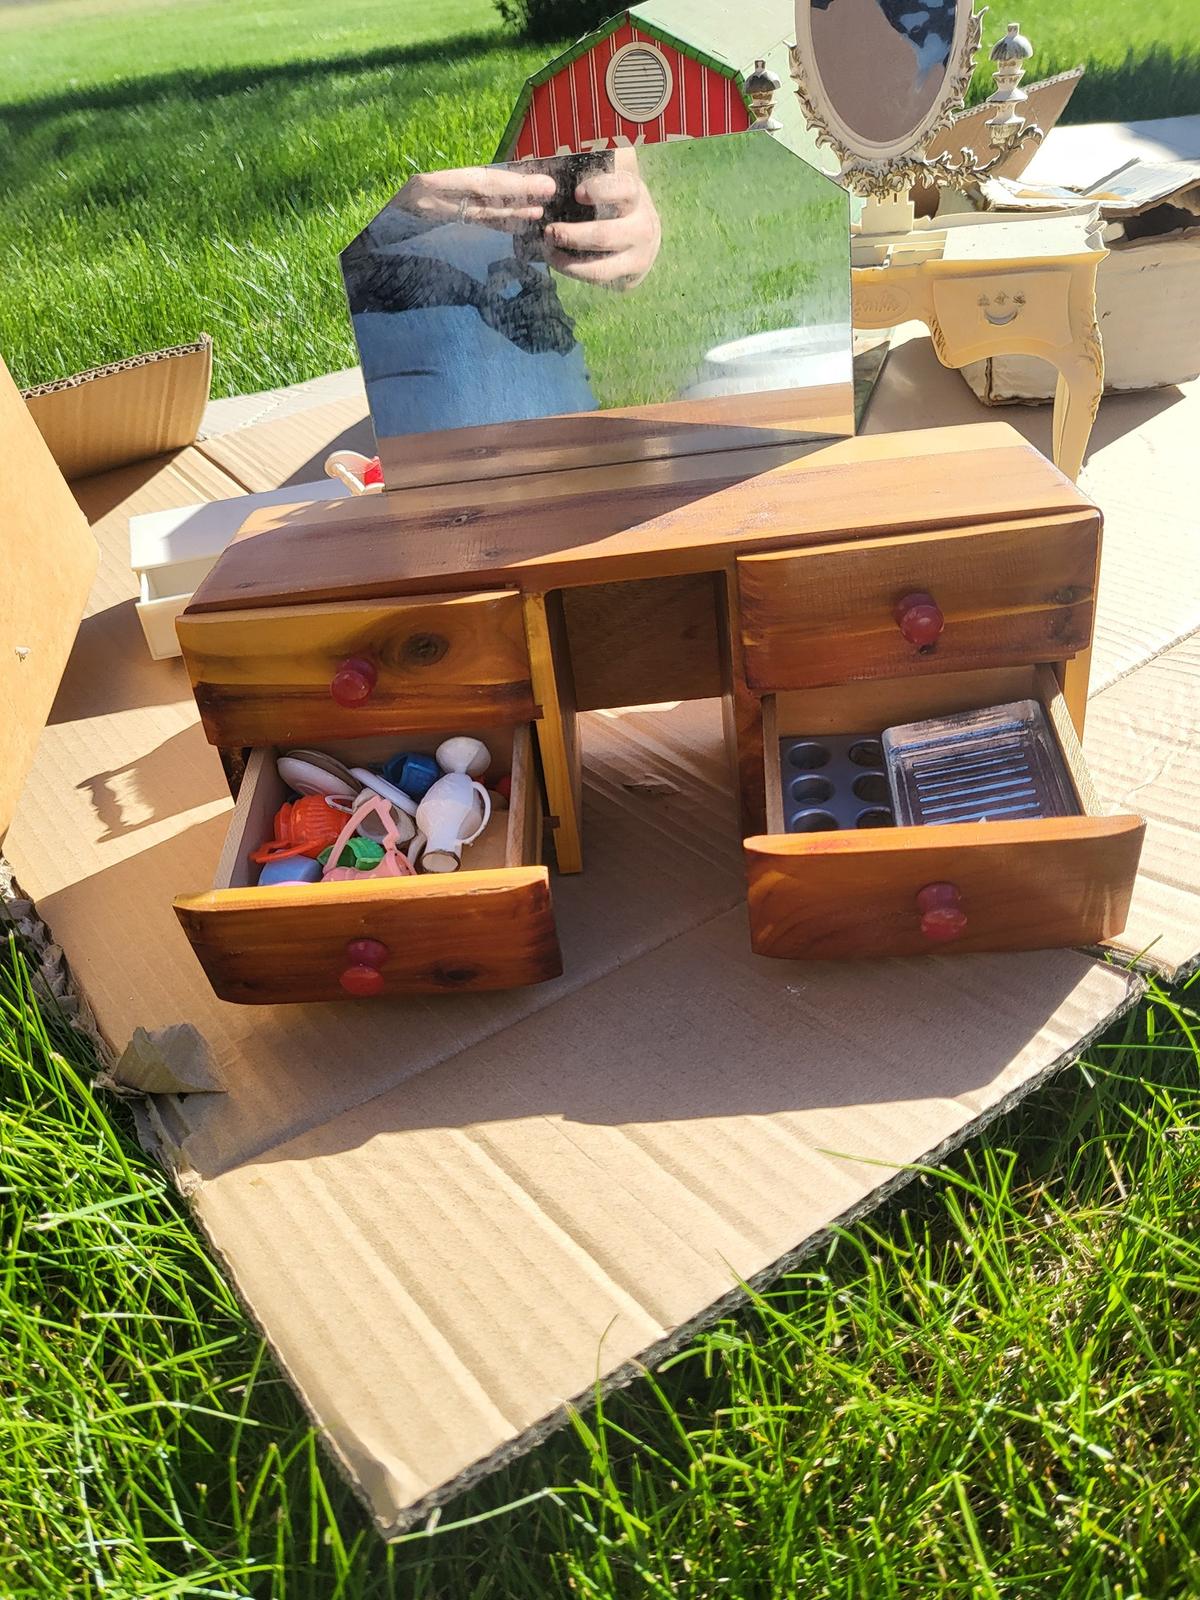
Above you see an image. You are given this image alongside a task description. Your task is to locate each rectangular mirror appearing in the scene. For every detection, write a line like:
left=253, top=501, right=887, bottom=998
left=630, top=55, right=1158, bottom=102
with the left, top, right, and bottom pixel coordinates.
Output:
left=341, top=132, right=854, bottom=488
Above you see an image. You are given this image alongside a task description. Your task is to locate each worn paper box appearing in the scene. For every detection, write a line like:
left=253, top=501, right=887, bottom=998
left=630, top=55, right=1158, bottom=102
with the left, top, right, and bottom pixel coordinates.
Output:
left=3, top=335, right=1200, bottom=1536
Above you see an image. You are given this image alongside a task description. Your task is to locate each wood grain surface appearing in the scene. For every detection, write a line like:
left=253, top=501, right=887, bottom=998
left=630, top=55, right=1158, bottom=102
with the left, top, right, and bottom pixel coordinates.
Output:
left=186, top=426, right=1091, bottom=613
left=524, top=592, right=583, bottom=874
left=564, top=574, right=723, bottom=710
left=376, top=381, right=854, bottom=490
left=736, top=512, right=1100, bottom=692
left=175, top=869, right=561, bottom=1003
left=745, top=814, right=1145, bottom=961
left=177, top=591, right=535, bottom=748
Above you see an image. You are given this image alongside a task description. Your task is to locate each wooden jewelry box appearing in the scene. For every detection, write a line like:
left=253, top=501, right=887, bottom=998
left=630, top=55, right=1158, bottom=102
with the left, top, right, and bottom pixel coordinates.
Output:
left=173, top=418, right=1145, bottom=1004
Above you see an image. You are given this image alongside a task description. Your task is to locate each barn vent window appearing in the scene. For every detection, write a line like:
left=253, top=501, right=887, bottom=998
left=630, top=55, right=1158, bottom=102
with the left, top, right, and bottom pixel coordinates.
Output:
left=605, top=42, right=673, bottom=122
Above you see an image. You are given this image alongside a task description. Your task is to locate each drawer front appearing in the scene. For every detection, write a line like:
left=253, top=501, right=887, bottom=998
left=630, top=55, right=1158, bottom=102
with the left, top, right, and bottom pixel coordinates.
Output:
left=931, top=269, right=1074, bottom=357
left=737, top=513, right=1099, bottom=692
left=175, top=869, right=561, bottom=1003
left=178, top=591, right=536, bottom=748
left=745, top=814, right=1144, bottom=961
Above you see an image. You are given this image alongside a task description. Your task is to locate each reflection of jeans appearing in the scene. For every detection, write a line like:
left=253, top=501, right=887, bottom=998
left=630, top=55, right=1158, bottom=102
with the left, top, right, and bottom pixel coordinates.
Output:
left=356, top=304, right=597, bottom=440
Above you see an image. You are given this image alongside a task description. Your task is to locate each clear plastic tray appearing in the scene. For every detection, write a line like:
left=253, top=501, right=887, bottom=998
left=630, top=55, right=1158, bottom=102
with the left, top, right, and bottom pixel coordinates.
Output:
left=882, top=700, right=1079, bottom=827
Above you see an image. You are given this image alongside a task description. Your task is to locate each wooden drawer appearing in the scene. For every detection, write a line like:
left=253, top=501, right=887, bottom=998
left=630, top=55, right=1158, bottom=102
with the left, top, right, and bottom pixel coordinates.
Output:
left=736, top=512, right=1100, bottom=692
left=176, top=591, right=536, bottom=749
left=174, top=723, right=561, bottom=1004
left=744, top=668, right=1144, bottom=961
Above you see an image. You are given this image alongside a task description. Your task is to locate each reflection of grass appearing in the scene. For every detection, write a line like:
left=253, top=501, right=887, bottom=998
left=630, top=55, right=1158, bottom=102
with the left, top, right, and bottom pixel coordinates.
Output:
left=558, top=136, right=849, bottom=409
left=2, top=0, right=1197, bottom=395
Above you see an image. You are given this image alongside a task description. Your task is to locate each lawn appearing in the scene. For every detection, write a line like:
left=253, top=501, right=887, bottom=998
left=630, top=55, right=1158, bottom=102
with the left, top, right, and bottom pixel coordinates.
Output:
left=4, top=0, right=1200, bottom=1594
left=1, top=0, right=1198, bottom=398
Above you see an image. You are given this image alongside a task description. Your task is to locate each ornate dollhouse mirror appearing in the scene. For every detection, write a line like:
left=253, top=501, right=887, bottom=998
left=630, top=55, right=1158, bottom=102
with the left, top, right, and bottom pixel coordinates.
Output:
left=791, top=0, right=982, bottom=200
left=341, top=132, right=853, bottom=488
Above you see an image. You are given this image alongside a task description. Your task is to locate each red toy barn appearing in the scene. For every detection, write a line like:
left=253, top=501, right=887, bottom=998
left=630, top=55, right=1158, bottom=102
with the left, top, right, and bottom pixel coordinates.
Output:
left=494, top=4, right=782, bottom=160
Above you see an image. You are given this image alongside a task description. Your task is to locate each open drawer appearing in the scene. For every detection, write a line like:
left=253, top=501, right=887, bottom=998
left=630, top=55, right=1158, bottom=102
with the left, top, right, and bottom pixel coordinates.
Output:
left=744, top=666, right=1145, bottom=961
left=174, top=723, right=561, bottom=1004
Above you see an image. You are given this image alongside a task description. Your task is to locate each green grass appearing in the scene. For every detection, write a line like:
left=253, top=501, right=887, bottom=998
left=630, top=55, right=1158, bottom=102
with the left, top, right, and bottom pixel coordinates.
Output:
left=1, top=0, right=1197, bottom=398
left=5, top=933, right=1200, bottom=1596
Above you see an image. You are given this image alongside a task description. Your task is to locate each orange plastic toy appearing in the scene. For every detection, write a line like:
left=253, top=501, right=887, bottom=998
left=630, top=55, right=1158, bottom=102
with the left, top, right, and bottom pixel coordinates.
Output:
left=251, top=796, right=348, bottom=863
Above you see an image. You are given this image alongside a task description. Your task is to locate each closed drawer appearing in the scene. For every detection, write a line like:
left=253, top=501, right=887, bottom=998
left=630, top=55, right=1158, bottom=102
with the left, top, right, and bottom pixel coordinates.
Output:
left=931, top=269, right=1075, bottom=356
left=174, top=722, right=561, bottom=1003
left=177, top=591, right=536, bottom=749
left=744, top=671, right=1144, bottom=961
left=737, top=512, right=1099, bottom=692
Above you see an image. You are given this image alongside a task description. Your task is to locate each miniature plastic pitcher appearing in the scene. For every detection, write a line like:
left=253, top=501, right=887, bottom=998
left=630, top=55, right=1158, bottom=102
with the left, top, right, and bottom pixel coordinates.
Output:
left=413, top=772, right=491, bottom=873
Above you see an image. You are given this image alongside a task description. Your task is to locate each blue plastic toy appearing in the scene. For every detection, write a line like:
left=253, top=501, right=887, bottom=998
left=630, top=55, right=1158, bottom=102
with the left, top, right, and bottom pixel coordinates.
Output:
left=383, top=751, right=441, bottom=800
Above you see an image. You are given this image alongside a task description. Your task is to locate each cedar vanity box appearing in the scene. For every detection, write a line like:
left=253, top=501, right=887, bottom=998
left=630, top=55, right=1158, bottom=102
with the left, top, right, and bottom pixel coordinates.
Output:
left=174, top=419, right=1145, bottom=1004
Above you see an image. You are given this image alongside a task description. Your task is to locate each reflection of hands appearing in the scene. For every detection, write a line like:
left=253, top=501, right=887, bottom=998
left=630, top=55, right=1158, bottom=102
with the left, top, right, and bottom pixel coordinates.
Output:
left=394, top=167, right=556, bottom=231
left=542, top=170, right=662, bottom=289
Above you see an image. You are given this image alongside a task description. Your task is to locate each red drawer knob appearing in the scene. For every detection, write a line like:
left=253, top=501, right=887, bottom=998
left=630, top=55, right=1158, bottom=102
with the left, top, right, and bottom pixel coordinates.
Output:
left=895, top=591, right=945, bottom=648
left=340, top=938, right=389, bottom=997
left=916, top=882, right=968, bottom=943
left=341, top=965, right=385, bottom=997
left=330, top=655, right=378, bottom=708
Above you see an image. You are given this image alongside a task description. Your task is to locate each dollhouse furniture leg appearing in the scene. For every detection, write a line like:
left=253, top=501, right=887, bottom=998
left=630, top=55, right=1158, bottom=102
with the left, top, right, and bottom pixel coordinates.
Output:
left=1051, top=344, right=1104, bottom=485
left=523, top=592, right=584, bottom=874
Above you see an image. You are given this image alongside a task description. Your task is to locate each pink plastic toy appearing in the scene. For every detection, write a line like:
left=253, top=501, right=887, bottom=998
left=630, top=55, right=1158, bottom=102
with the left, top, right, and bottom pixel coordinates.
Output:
left=321, top=794, right=416, bottom=882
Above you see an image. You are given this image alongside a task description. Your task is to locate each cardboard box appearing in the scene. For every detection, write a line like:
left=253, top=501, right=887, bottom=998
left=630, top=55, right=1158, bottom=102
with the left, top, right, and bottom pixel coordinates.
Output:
left=22, top=336, right=213, bottom=479
left=3, top=333, right=1200, bottom=1537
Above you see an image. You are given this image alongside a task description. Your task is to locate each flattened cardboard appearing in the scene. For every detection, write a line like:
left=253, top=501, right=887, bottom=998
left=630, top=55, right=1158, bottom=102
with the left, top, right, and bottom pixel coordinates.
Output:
left=196, top=394, right=374, bottom=491
left=22, top=337, right=212, bottom=480
left=193, top=928, right=1134, bottom=1533
left=5, top=323, right=1200, bottom=1538
left=0, top=354, right=97, bottom=839
left=1087, top=632, right=1200, bottom=978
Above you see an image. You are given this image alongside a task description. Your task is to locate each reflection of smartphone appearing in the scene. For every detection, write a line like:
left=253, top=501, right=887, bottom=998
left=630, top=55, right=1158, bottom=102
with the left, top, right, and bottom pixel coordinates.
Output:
left=512, top=150, right=613, bottom=264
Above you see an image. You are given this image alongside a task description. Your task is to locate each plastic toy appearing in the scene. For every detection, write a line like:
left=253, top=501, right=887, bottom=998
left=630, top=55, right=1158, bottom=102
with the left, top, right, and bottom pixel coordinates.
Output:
left=412, top=772, right=492, bottom=873
left=256, top=856, right=324, bottom=887
left=322, top=795, right=416, bottom=882
left=251, top=795, right=349, bottom=862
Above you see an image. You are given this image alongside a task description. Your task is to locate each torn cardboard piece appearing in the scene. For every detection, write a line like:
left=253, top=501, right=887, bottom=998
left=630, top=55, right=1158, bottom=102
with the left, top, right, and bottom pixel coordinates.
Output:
left=192, top=924, right=1137, bottom=1534
left=103, top=1024, right=225, bottom=1098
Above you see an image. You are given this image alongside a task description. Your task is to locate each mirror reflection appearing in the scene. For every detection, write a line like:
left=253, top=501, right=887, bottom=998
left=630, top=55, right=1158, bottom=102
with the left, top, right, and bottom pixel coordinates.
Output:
left=341, top=134, right=852, bottom=481
left=805, top=0, right=959, bottom=152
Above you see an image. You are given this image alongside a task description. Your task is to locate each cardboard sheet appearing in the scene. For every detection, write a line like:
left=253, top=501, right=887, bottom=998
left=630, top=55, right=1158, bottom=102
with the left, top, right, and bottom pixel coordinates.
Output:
left=22, top=338, right=213, bottom=480
left=6, top=328, right=1200, bottom=1536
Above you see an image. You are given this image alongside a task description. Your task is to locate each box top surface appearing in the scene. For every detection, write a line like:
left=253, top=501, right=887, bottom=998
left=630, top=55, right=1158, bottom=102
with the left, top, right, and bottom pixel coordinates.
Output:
left=185, top=420, right=1093, bottom=615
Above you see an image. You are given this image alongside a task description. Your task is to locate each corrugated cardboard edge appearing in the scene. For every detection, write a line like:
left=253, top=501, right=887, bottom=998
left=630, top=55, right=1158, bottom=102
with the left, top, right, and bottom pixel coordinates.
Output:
left=165, top=968, right=1143, bottom=1541
left=22, top=337, right=213, bottom=479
